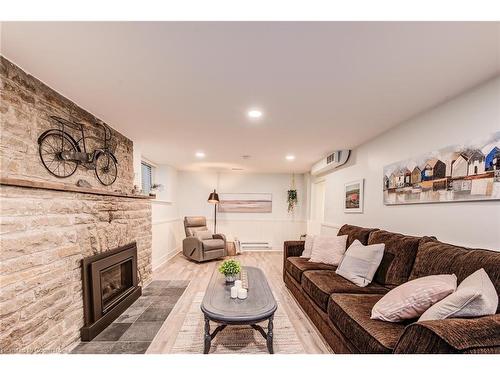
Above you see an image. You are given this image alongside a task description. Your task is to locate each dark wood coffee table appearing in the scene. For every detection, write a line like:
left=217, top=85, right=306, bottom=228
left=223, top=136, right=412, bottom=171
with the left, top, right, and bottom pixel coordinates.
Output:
left=200, top=266, right=277, bottom=354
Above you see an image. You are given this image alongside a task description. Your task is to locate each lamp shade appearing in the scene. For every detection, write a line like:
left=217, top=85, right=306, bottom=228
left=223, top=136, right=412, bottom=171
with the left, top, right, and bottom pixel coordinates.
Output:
left=207, top=189, right=219, bottom=204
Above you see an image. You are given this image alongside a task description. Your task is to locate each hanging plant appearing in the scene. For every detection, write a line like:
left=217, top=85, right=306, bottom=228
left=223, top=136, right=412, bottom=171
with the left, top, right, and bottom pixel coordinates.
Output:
left=287, top=189, right=298, bottom=213
left=287, top=173, right=298, bottom=213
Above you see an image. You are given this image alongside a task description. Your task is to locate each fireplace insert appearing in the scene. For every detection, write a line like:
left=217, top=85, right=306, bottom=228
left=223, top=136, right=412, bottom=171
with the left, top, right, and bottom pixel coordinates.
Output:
left=81, top=242, right=142, bottom=341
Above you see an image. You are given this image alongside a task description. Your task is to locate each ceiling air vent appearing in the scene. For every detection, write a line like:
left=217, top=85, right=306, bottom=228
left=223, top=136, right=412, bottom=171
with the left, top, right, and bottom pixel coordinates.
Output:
left=326, top=153, right=336, bottom=164
left=311, top=150, right=351, bottom=176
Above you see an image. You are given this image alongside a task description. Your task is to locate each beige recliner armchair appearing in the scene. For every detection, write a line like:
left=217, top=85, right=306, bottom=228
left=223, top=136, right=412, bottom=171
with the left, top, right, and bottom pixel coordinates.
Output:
left=182, top=216, right=227, bottom=262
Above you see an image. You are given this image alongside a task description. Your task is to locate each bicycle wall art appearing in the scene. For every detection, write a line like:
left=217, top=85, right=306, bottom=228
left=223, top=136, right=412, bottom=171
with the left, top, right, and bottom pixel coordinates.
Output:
left=38, top=116, right=118, bottom=186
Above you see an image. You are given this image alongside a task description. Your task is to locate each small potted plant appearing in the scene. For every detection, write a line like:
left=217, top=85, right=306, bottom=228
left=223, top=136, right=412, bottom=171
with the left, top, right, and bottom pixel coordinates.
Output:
left=218, top=259, right=241, bottom=283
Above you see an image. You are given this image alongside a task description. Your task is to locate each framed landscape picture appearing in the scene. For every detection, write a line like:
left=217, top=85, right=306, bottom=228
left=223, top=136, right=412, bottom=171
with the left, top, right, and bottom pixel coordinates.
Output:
left=344, top=179, right=364, bottom=213
left=218, top=193, right=273, bottom=213
left=383, top=131, right=500, bottom=205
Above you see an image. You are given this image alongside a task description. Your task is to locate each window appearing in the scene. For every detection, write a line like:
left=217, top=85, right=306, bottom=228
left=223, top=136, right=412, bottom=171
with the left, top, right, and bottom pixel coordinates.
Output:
left=141, top=162, right=153, bottom=194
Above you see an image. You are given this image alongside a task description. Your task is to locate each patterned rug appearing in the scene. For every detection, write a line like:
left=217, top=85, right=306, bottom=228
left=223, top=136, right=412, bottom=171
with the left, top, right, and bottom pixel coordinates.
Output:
left=171, top=292, right=305, bottom=354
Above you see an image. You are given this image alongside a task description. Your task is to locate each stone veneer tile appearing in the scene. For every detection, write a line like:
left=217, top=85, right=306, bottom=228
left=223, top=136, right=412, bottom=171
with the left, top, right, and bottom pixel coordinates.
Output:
left=118, top=321, right=164, bottom=342
left=93, top=323, right=132, bottom=341
left=136, top=306, right=173, bottom=322
left=71, top=342, right=115, bottom=354
left=109, top=341, right=150, bottom=354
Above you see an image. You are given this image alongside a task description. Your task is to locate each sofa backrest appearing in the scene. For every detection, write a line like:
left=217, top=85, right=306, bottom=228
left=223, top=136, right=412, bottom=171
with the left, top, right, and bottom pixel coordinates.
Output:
left=337, top=224, right=378, bottom=248
left=409, top=238, right=500, bottom=312
left=368, top=229, right=428, bottom=287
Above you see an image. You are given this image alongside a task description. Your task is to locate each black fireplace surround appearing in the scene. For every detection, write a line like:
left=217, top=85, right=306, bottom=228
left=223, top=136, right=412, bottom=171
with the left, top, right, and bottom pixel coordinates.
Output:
left=81, top=242, right=142, bottom=341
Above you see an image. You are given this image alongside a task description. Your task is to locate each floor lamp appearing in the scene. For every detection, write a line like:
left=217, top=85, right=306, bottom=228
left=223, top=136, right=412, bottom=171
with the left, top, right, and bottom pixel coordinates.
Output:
left=207, top=189, right=219, bottom=233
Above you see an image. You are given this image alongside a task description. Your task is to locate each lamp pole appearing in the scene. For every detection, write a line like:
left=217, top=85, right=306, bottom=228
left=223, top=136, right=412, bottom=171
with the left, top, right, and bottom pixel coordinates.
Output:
left=207, top=189, right=220, bottom=233
left=213, top=203, right=217, bottom=233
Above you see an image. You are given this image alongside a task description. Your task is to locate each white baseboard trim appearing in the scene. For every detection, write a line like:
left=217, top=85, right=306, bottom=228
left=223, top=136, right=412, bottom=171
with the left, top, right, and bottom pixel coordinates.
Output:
left=240, top=249, right=283, bottom=253
left=153, top=247, right=181, bottom=271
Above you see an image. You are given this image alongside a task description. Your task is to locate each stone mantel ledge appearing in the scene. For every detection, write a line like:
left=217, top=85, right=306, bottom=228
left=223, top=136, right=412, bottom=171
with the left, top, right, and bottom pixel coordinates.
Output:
left=0, top=177, right=155, bottom=200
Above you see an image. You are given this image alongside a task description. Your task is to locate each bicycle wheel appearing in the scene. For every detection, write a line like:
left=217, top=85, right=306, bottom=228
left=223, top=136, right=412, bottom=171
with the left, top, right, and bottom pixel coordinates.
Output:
left=95, top=152, right=117, bottom=186
left=38, top=132, right=78, bottom=178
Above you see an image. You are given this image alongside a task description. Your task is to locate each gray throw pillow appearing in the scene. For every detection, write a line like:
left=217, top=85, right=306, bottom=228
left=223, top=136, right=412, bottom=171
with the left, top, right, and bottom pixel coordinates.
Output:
left=336, top=240, right=385, bottom=287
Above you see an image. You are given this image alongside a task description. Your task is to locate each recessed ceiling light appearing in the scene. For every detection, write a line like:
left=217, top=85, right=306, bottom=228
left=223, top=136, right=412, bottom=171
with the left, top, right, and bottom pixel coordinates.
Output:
left=286, top=155, right=295, bottom=161
left=195, top=151, right=205, bottom=158
left=247, top=109, right=263, bottom=119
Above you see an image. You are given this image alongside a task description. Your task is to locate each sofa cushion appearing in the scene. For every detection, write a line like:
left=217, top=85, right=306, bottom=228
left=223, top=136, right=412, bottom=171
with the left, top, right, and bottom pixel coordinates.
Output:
left=202, top=239, right=225, bottom=251
left=409, top=238, right=500, bottom=312
left=302, top=270, right=389, bottom=312
left=367, top=229, right=424, bottom=286
left=285, top=257, right=337, bottom=283
left=327, top=293, right=406, bottom=353
left=337, top=224, right=378, bottom=247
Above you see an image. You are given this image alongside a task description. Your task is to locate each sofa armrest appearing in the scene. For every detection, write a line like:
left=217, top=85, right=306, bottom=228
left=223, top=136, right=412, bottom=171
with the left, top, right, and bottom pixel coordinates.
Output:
left=394, top=315, right=500, bottom=354
left=284, top=240, right=305, bottom=258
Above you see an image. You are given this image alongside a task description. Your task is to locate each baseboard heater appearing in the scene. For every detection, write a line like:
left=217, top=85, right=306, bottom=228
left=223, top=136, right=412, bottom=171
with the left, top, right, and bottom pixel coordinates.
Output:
left=240, top=241, right=272, bottom=250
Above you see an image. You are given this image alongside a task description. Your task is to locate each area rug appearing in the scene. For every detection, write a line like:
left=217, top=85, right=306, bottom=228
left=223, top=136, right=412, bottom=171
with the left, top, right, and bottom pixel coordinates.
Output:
left=171, top=292, right=305, bottom=354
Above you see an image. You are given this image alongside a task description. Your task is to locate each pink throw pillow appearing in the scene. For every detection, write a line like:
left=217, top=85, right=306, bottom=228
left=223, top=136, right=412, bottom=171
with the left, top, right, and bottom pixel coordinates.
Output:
left=371, top=274, right=457, bottom=322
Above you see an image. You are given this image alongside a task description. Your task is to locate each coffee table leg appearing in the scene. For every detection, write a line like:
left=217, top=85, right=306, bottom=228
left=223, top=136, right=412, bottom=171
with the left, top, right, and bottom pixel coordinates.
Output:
left=204, top=315, right=211, bottom=354
left=267, top=315, right=274, bottom=354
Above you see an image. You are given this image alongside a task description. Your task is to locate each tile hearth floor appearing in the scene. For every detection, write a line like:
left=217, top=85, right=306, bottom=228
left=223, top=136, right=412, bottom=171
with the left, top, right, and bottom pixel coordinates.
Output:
left=71, top=280, right=189, bottom=354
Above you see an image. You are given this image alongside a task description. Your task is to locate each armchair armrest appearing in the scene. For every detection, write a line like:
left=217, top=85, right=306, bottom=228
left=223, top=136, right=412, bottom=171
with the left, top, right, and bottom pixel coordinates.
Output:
left=394, top=314, right=500, bottom=354
left=213, top=233, right=226, bottom=242
left=183, top=236, right=203, bottom=261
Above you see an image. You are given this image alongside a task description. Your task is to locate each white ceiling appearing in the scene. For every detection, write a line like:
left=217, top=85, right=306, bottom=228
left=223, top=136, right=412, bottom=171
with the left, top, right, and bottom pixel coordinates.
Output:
left=2, top=22, right=499, bottom=173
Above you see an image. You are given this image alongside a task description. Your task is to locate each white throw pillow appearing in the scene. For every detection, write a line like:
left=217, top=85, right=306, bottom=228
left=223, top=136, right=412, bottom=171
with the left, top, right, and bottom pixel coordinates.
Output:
left=371, top=274, right=457, bottom=322
left=301, top=235, right=315, bottom=258
left=195, top=230, right=213, bottom=240
left=336, top=240, right=385, bottom=287
left=419, top=268, right=498, bottom=321
left=308, top=235, right=348, bottom=266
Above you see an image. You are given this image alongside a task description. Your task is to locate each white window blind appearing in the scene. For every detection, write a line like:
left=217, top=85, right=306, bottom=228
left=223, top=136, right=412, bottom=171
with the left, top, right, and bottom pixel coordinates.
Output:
left=141, top=162, right=152, bottom=194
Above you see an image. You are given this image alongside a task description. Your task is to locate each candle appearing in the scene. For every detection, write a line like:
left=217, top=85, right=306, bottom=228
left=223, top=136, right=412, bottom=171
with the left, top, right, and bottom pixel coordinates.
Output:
left=234, top=280, right=243, bottom=289
left=230, top=286, right=238, bottom=299
left=237, top=288, right=248, bottom=300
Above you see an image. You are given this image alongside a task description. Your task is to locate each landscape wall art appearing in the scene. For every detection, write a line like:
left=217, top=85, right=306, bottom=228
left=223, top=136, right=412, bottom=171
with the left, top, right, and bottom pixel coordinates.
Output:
left=218, top=193, right=273, bottom=213
left=345, top=179, right=364, bottom=213
left=383, top=131, right=500, bottom=205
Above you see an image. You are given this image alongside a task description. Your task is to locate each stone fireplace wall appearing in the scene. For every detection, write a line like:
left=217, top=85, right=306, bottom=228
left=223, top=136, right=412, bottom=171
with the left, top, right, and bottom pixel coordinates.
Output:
left=0, top=56, right=134, bottom=192
left=0, top=57, right=152, bottom=353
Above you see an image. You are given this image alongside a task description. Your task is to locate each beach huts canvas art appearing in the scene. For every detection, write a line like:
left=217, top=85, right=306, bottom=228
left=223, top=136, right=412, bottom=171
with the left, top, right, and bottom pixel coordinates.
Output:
left=383, top=132, right=500, bottom=205
left=218, top=193, right=273, bottom=213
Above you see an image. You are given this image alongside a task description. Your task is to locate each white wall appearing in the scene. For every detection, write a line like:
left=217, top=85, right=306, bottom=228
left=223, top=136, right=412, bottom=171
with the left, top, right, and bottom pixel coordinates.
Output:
left=133, top=143, right=183, bottom=270
left=177, top=171, right=307, bottom=249
left=318, top=77, right=500, bottom=249
left=150, top=165, right=183, bottom=269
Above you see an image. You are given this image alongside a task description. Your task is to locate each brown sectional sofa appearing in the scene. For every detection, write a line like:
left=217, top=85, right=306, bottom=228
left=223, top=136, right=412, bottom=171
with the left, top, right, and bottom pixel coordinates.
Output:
left=283, top=224, right=500, bottom=353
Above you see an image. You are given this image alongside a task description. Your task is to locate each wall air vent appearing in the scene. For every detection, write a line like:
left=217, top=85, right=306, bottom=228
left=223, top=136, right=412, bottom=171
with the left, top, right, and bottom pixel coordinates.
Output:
left=311, top=150, right=351, bottom=176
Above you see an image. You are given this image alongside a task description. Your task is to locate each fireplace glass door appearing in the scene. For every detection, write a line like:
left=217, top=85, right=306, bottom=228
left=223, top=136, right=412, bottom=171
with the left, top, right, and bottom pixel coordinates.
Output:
left=100, top=261, right=133, bottom=313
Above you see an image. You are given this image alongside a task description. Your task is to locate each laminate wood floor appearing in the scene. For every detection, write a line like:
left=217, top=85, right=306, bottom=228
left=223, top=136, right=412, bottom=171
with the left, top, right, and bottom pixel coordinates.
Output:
left=147, top=251, right=332, bottom=354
